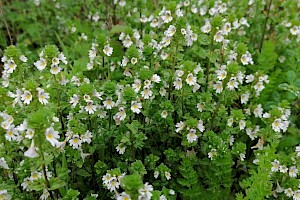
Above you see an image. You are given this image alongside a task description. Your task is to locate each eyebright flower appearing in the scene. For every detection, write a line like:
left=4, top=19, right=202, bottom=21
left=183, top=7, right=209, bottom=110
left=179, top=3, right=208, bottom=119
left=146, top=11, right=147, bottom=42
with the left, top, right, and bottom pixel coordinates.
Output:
left=37, top=88, right=50, bottom=105
left=69, top=135, right=82, bottom=149
left=208, top=149, right=217, bottom=160
left=187, top=129, right=198, bottom=143
left=50, top=65, right=61, bottom=75
left=271, top=159, right=280, bottom=172
left=85, top=100, right=97, bottom=114
left=161, top=110, right=168, bottom=118
left=131, top=101, right=142, bottom=114
left=21, top=90, right=32, bottom=105
left=173, top=77, right=182, bottom=90
left=116, top=144, right=126, bottom=154
left=186, top=73, right=197, bottom=86
left=103, top=97, right=115, bottom=110
left=0, top=157, right=9, bottom=169
left=24, top=140, right=39, bottom=158
left=289, top=166, right=298, bottom=177
left=45, top=127, right=60, bottom=147
left=201, top=21, right=212, bottom=33
left=34, top=58, right=47, bottom=71
left=213, top=81, right=223, bottom=93
left=174, top=121, right=185, bottom=133
left=117, top=192, right=131, bottom=200
left=103, top=44, right=113, bottom=56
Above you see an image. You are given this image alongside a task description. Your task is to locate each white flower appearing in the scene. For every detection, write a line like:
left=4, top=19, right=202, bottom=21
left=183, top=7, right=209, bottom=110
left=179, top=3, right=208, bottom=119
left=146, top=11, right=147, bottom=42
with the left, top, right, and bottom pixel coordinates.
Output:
left=197, top=120, right=205, bottom=132
left=216, top=69, right=227, bottom=80
left=161, top=10, right=173, bottom=23
left=165, top=171, right=171, bottom=180
left=272, top=118, right=282, bottom=132
left=214, top=31, right=224, bottom=42
left=227, top=77, right=239, bottom=90
left=122, top=35, right=133, bottom=48
left=186, top=73, right=197, bottom=86
left=24, top=140, right=39, bottom=158
left=103, top=45, right=113, bottom=56
left=160, top=51, right=168, bottom=60
left=117, top=192, right=131, bottom=200
left=151, top=74, right=161, bottom=83
left=131, top=101, right=142, bottom=114
left=116, top=107, right=127, bottom=121
left=161, top=110, right=168, bottom=118
left=40, top=188, right=50, bottom=200
left=253, top=104, right=263, bottom=118
left=103, top=97, right=115, bottom=110
left=116, top=144, right=126, bottom=154
left=289, top=166, right=298, bottom=177
left=213, top=81, right=223, bottom=93
left=239, top=120, right=246, bottom=130
left=21, top=90, right=32, bottom=105
left=70, top=94, right=80, bottom=108
left=107, top=177, right=120, bottom=192
left=201, top=21, right=212, bottom=33
left=165, top=25, right=176, bottom=37
left=34, top=58, right=47, bottom=71
left=241, top=92, right=250, bottom=104
left=0, top=157, right=9, bottom=169
left=239, top=153, right=246, bottom=161
left=154, top=171, right=159, bottom=179
left=279, top=165, right=288, bottom=173
left=0, top=190, right=11, bottom=200
left=85, top=100, right=97, bottom=114
left=208, top=149, right=217, bottom=160
left=241, top=51, right=253, bottom=65
left=173, top=77, right=182, bottom=90
left=50, top=65, right=61, bottom=75
left=4, top=59, right=17, bottom=73
left=175, top=121, right=185, bottom=132
left=227, top=118, right=234, bottom=127
left=294, top=190, right=300, bottom=200
left=58, top=52, right=68, bottom=64
left=197, top=102, right=205, bottom=112
left=131, top=57, right=138, bottom=64
left=141, top=87, right=153, bottom=99
left=138, top=182, right=153, bottom=200
left=285, top=188, right=294, bottom=198
left=37, top=88, right=50, bottom=105
left=45, top=127, right=60, bottom=147
left=187, top=129, right=198, bottom=143
left=69, top=135, right=82, bottom=149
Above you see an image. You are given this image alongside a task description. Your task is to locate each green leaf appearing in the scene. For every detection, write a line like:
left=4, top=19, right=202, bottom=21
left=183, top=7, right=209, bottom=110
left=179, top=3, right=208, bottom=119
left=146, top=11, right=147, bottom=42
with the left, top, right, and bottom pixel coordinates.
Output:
left=49, top=178, right=66, bottom=191
left=278, top=136, right=300, bottom=150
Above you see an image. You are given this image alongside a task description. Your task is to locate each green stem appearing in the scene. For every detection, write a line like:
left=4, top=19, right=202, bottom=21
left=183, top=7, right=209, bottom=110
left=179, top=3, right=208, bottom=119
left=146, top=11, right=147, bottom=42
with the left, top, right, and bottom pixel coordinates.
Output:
left=259, top=0, right=273, bottom=52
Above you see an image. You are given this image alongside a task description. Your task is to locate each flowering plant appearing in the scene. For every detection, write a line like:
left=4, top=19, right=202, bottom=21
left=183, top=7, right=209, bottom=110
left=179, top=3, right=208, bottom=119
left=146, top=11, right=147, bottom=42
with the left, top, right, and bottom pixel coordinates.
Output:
left=0, top=0, right=300, bottom=199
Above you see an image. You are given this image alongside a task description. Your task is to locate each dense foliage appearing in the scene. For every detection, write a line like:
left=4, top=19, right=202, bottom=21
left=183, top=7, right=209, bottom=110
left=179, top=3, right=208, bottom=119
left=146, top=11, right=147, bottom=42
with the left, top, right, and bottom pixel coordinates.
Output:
left=0, top=0, right=300, bottom=199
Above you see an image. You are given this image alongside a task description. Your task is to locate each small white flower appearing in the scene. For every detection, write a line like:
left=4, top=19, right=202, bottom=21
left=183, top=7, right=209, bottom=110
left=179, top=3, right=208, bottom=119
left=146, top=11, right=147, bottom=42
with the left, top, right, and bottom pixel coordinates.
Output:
left=227, top=77, right=239, bottom=90
left=19, top=55, right=28, bottom=62
left=103, top=44, right=113, bottom=56
left=279, top=165, right=288, bottom=173
left=208, top=149, right=217, bottom=160
left=187, top=129, right=198, bottom=143
left=69, top=135, right=82, bottom=149
left=175, top=121, right=185, bottom=132
left=21, top=90, right=32, bottom=105
left=197, top=120, right=205, bottom=132
left=165, top=171, right=171, bottom=180
left=186, top=73, right=197, bottom=86
left=116, top=144, right=126, bottom=154
left=37, top=88, right=50, bottom=105
left=0, top=157, right=9, bottom=169
left=201, top=21, right=212, bottom=33
left=24, top=140, right=39, bottom=158
left=161, top=110, right=168, bottom=118
left=85, top=100, right=97, bottom=114
left=241, top=92, right=250, bottom=104
left=173, top=77, right=182, bottom=90
left=34, top=58, right=47, bottom=71
left=131, top=101, right=142, bottom=114
left=213, top=81, right=223, bottom=93
left=285, top=188, right=294, bottom=198
left=289, top=166, right=298, bottom=178
left=45, top=127, right=60, bottom=147
left=50, top=65, right=61, bottom=75
left=103, top=97, right=115, bottom=110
